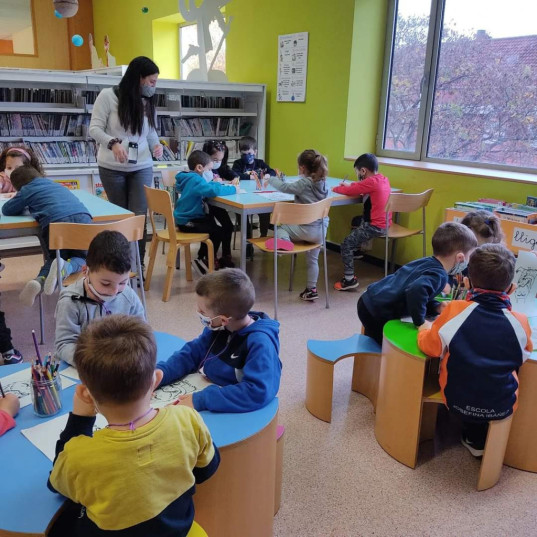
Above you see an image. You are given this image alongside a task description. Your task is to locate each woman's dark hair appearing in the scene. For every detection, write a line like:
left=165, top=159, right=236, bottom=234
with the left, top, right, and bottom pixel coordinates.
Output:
left=203, top=140, right=230, bottom=168
left=117, top=56, right=159, bottom=135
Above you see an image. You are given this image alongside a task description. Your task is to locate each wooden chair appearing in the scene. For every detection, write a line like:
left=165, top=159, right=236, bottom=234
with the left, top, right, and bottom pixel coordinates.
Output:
left=274, top=424, right=285, bottom=516
left=48, top=215, right=147, bottom=314
left=248, top=198, right=332, bottom=320
left=384, top=189, right=434, bottom=275
left=144, top=186, right=214, bottom=302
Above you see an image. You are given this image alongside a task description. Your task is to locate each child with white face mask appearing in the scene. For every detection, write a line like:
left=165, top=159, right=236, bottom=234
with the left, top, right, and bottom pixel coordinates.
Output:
left=54, top=231, right=145, bottom=366
left=157, top=269, right=281, bottom=413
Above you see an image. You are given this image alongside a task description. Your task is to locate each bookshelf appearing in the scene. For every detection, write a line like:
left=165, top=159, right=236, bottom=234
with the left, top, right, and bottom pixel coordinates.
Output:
left=0, top=68, right=267, bottom=193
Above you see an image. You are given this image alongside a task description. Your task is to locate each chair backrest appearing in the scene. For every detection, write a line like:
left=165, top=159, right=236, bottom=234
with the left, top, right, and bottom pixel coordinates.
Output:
left=48, top=215, right=145, bottom=250
left=144, top=185, right=176, bottom=235
left=159, top=168, right=183, bottom=188
left=270, top=197, right=332, bottom=226
left=385, top=189, right=434, bottom=214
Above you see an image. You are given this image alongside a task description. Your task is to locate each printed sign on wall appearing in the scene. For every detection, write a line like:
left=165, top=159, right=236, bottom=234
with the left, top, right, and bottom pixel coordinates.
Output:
left=277, top=32, right=308, bottom=102
left=512, top=227, right=537, bottom=252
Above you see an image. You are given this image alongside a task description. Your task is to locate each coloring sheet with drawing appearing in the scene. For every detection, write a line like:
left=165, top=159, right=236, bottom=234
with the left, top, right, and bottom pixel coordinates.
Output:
left=1, top=369, right=75, bottom=408
left=150, top=373, right=212, bottom=408
left=254, top=192, right=294, bottom=202
left=512, top=251, right=537, bottom=316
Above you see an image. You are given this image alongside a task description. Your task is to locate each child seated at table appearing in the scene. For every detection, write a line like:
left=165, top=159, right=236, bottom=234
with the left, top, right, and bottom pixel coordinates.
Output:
left=47, top=314, right=220, bottom=536
left=332, top=153, right=392, bottom=291
left=54, top=231, right=145, bottom=365
left=0, top=393, right=19, bottom=436
left=418, top=244, right=532, bottom=457
left=175, top=150, right=239, bottom=272
left=2, top=165, right=91, bottom=306
left=358, top=222, right=477, bottom=345
left=461, top=210, right=504, bottom=245
left=232, top=136, right=276, bottom=238
left=266, top=149, right=329, bottom=301
left=157, top=268, right=281, bottom=412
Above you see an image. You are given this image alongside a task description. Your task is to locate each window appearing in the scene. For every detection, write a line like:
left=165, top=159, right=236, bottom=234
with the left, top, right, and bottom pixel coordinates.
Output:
left=180, top=19, right=226, bottom=80
left=378, top=0, right=537, bottom=172
left=0, top=0, right=36, bottom=56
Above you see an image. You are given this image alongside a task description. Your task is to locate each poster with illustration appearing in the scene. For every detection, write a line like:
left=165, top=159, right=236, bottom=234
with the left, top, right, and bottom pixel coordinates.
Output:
left=277, top=32, right=308, bottom=102
left=512, top=250, right=537, bottom=316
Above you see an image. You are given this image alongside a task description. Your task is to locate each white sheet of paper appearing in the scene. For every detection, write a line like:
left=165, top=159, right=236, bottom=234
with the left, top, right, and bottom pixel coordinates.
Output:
left=255, top=192, right=294, bottom=202
left=512, top=251, right=537, bottom=316
left=150, top=373, right=212, bottom=408
left=239, top=188, right=247, bottom=193
left=60, top=366, right=80, bottom=381
left=1, top=369, right=75, bottom=408
left=21, top=413, right=108, bottom=461
left=400, top=316, right=413, bottom=323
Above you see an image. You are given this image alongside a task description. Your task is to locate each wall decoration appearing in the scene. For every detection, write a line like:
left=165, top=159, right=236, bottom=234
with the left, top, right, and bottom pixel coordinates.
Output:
left=277, top=32, right=308, bottom=102
left=0, top=0, right=37, bottom=56
left=52, top=0, right=78, bottom=18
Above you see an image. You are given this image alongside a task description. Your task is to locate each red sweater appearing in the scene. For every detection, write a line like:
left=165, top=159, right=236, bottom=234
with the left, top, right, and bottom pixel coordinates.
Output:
left=0, top=410, right=15, bottom=436
left=333, top=173, right=392, bottom=229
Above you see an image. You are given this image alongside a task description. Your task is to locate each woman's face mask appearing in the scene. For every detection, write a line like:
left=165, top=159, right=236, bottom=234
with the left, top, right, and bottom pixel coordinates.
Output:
left=140, top=84, right=156, bottom=98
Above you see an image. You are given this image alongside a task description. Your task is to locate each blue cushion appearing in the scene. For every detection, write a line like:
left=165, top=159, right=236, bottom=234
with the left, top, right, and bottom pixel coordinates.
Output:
left=307, top=334, right=381, bottom=363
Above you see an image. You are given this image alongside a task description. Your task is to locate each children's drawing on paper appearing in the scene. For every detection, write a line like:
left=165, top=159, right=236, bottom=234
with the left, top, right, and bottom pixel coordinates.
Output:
left=151, top=373, right=211, bottom=408
left=514, top=267, right=537, bottom=302
left=512, top=251, right=537, bottom=316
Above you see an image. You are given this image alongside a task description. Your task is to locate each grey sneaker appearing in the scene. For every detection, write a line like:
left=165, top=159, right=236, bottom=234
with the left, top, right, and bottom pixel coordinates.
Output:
left=19, top=278, right=44, bottom=307
left=461, top=435, right=484, bottom=458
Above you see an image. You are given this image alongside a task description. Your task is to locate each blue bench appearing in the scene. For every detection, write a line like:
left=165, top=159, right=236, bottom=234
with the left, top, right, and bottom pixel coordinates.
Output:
left=306, top=334, right=381, bottom=423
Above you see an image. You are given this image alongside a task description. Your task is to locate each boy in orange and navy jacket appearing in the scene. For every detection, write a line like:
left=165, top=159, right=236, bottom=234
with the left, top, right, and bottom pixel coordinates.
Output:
left=418, top=244, right=532, bottom=457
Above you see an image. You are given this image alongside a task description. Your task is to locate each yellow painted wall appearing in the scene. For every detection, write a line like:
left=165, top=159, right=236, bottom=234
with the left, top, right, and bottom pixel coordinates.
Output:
left=0, top=0, right=70, bottom=69
left=152, top=21, right=180, bottom=79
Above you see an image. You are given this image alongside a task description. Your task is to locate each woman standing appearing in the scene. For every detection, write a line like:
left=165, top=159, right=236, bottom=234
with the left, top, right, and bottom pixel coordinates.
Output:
left=89, top=56, right=163, bottom=265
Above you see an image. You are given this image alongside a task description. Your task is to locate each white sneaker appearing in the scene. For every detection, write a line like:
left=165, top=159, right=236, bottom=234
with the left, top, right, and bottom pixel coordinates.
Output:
left=44, top=258, right=65, bottom=295
left=19, top=278, right=43, bottom=307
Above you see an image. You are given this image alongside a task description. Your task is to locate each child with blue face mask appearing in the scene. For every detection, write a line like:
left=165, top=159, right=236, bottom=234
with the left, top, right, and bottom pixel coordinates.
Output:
left=157, top=269, right=281, bottom=413
left=232, top=136, right=277, bottom=237
left=174, top=150, right=239, bottom=271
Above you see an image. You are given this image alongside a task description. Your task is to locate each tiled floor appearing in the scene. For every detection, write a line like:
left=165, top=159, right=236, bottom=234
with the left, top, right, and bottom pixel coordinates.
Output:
left=2, top=245, right=536, bottom=537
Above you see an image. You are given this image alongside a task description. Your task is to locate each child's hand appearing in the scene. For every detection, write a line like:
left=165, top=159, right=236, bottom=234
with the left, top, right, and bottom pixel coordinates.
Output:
left=263, top=178, right=270, bottom=188
left=0, top=171, right=15, bottom=193
left=418, top=320, right=432, bottom=332
left=176, top=394, right=194, bottom=408
left=231, top=178, right=240, bottom=186
left=73, top=386, right=97, bottom=417
left=442, top=283, right=451, bottom=295
left=213, top=176, right=223, bottom=183
left=0, top=393, right=20, bottom=418
left=437, top=301, right=449, bottom=313
left=263, top=173, right=271, bottom=180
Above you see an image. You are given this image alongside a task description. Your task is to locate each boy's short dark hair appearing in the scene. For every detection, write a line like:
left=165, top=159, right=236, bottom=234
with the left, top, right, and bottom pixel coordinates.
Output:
left=354, top=153, right=378, bottom=173
left=74, top=314, right=156, bottom=404
left=432, top=222, right=477, bottom=257
left=238, top=136, right=257, bottom=152
left=86, top=231, right=131, bottom=274
left=468, top=244, right=515, bottom=292
left=9, top=165, right=40, bottom=191
left=188, top=150, right=211, bottom=170
left=195, top=268, right=255, bottom=319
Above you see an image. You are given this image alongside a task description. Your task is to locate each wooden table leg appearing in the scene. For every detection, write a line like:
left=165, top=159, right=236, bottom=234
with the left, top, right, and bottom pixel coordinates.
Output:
left=194, top=414, right=277, bottom=537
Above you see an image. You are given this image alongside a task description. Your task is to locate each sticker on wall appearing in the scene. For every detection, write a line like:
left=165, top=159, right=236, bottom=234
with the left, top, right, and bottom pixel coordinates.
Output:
left=277, top=32, right=308, bottom=103
left=512, top=227, right=537, bottom=252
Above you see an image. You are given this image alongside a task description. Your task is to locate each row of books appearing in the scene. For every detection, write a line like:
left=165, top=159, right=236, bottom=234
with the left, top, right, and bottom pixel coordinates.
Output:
left=180, top=139, right=241, bottom=161
left=26, top=141, right=97, bottom=165
left=181, top=95, right=243, bottom=109
left=0, top=113, right=90, bottom=137
left=161, top=116, right=247, bottom=138
left=0, top=88, right=75, bottom=104
left=454, top=201, right=537, bottom=224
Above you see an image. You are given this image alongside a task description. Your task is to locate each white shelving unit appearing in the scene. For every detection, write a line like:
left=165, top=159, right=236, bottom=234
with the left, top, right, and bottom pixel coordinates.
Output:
left=0, top=67, right=267, bottom=192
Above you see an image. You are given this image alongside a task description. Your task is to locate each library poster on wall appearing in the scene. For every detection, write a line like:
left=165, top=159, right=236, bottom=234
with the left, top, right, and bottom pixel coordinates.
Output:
left=277, top=32, right=308, bottom=102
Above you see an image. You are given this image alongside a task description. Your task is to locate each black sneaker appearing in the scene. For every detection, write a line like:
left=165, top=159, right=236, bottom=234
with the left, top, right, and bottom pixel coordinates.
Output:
left=334, top=276, right=359, bottom=291
left=193, top=258, right=208, bottom=275
left=461, top=435, right=484, bottom=458
left=246, top=244, right=254, bottom=259
left=3, top=349, right=23, bottom=365
left=218, top=255, right=235, bottom=268
left=353, top=250, right=365, bottom=259
left=299, top=288, right=319, bottom=301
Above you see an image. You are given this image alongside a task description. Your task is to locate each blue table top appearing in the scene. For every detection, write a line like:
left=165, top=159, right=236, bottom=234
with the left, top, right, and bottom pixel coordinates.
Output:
left=0, top=331, right=278, bottom=534
left=0, top=189, right=132, bottom=228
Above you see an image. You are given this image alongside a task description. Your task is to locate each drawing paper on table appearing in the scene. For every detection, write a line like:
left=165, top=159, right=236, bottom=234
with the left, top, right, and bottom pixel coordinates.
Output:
left=1, top=368, right=75, bottom=408
left=255, top=192, right=294, bottom=202
left=60, top=366, right=80, bottom=381
left=512, top=251, right=537, bottom=316
left=21, top=413, right=108, bottom=461
left=151, top=373, right=212, bottom=408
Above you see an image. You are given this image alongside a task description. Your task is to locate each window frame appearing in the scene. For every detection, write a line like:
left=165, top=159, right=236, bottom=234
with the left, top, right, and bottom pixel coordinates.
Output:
left=376, top=0, right=537, bottom=175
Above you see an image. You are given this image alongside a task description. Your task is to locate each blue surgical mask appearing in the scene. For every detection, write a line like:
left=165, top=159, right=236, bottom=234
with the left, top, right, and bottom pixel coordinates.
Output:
left=202, top=170, right=214, bottom=182
left=448, top=260, right=468, bottom=276
left=140, top=84, right=156, bottom=98
left=241, top=153, right=255, bottom=165
left=197, top=311, right=225, bottom=331
left=212, top=161, right=221, bottom=170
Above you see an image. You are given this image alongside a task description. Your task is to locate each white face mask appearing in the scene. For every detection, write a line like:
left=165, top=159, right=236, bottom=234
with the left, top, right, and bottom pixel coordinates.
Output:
left=212, top=161, right=221, bottom=170
left=197, top=311, right=225, bottom=331
left=202, top=170, right=214, bottom=182
left=87, top=278, right=120, bottom=303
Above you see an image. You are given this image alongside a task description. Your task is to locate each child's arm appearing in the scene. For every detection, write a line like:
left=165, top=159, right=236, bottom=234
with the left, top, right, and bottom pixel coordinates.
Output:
left=232, top=159, right=251, bottom=181
left=0, top=394, right=20, bottom=436
left=192, top=334, right=281, bottom=412
left=510, top=311, right=534, bottom=361
left=54, top=297, right=83, bottom=366
left=1, top=192, right=27, bottom=216
left=257, top=159, right=276, bottom=176
left=218, top=165, right=239, bottom=182
left=405, top=273, right=447, bottom=326
left=198, top=179, right=237, bottom=198
left=190, top=409, right=221, bottom=484
left=332, top=176, right=377, bottom=196
left=268, top=175, right=309, bottom=195
left=156, top=330, right=215, bottom=386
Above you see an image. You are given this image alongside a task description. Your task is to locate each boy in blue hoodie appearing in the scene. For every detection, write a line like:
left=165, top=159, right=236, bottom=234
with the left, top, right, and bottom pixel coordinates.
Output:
left=175, top=150, right=238, bottom=272
left=157, top=269, right=281, bottom=413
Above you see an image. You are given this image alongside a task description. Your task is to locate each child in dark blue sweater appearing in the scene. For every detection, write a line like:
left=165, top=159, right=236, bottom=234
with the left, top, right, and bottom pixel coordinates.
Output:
left=2, top=166, right=91, bottom=307
left=157, top=269, right=281, bottom=413
left=358, top=222, right=477, bottom=345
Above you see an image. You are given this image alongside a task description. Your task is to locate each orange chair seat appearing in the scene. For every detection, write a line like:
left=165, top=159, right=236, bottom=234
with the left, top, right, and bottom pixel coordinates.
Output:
left=248, top=236, right=321, bottom=254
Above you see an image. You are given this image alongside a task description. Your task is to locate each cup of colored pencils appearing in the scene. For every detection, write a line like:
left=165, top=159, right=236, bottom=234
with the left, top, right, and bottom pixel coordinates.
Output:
left=30, top=331, right=62, bottom=417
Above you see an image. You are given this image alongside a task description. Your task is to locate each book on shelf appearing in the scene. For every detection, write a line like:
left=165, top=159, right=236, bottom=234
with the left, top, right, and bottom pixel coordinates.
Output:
left=172, top=117, right=243, bottom=139
left=180, top=95, right=243, bottom=109
left=25, top=140, right=97, bottom=165
left=0, top=113, right=89, bottom=137
left=0, top=88, right=75, bottom=104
